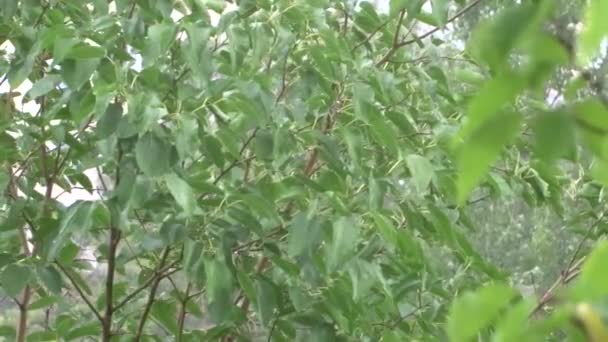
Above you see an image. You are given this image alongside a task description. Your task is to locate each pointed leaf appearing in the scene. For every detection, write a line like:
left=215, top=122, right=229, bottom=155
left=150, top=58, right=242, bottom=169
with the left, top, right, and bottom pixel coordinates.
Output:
left=1, top=264, right=32, bottom=297
left=578, top=0, right=608, bottom=63
left=447, top=283, right=518, bottom=342
left=36, top=265, right=63, bottom=294
left=135, top=133, right=174, bottom=177
left=328, top=217, right=360, bottom=271
left=457, top=112, right=522, bottom=204
left=205, top=257, right=234, bottom=324
left=45, top=201, right=96, bottom=261
left=406, top=154, right=434, bottom=192
left=96, top=103, right=123, bottom=139
left=26, top=74, right=61, bottom=100
left=164, top=173, right=198, bottom=216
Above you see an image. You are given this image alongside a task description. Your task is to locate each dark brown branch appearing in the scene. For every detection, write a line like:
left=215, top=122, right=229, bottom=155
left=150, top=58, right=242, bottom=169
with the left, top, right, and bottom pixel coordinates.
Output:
left=134, top=247, right=171, bottom=342
left=392, top=10, right=406, bottom=49
left=342, top=6, right=349, bottom=36
left=16, top=97, right=52, bottom=342
left=127, top=0, right=137, bottom=18
left=102, top=227, right=121, bottom=342
left=275, top=45, right=293, bottom=104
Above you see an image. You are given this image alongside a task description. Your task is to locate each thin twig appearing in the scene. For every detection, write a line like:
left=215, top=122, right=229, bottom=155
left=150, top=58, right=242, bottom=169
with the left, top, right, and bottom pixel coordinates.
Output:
left=177, top=283, right=191, bottom=341
left=56, top=263, right=104, bottom=323
left=566, top=212, right=605, bottom=274
left=0, top=74, right=7, bottom=88
left=376, top=0, right=484, bottom=66
left=33, top=2, right=49, bottom=27
left=275, top=45, right=292, bottom=104
left=134, top=248, right=171, bottom=341
left=198, top=128, right=260, bottom=201
left=351, top=21, right=391, bottom=52
left=529, top=214, right=606, bottom=317
left=392, top=10, right=406, bottom=48
left=113, top=260, right=180, bottom=312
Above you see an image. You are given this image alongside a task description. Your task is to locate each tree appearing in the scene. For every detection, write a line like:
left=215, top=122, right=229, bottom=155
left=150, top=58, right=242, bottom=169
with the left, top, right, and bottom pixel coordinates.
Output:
left=0, top=0, right=608, bottom=341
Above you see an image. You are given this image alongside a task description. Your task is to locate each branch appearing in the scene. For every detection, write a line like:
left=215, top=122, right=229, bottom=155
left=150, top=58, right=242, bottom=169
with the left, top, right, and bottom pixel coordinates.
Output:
left=177, top=283, right=191, bottom=341
left=376, top=0, right=484, bottom=66
left=275, top=45, right=293, bottom=104
left=198, top=128, right=259, bottom=200
left=351, top=20, right=391, bottom=52
left=113, top=258, right=180, bottom=312
left=33, top=2, right=49, bottom=27
left=529, top=213, right=606, bottom=317
left=228, top=92, right=344, bottom=341
left=392, top=10, right=406, bottom=49
left=134, top=247, right=171, bottom=342
left=56, top=262, right=104, bottom=323
left=102, top=227, right=121, bottom=342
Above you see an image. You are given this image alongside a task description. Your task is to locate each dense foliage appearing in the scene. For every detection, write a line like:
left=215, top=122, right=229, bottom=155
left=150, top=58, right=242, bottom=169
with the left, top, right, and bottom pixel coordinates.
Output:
left=1, top=0, right=608, bottom=341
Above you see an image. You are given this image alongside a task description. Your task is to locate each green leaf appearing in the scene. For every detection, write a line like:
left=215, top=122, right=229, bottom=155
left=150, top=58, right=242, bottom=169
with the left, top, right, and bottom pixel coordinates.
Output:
left=8, top=41, right=42, bottom=88
left=328, top=217, right=360, bottom=271
left=96, top=103, right=123, bottom=139
left=164, top=173, right=198, bottom=216
left=287, top=212, right=321, bottom=258
left=431, top=0, right=449, bottom=26
left=447, top=283, right=518, bottom=342
left=492, top=299, right=536, bottom=342
left=29, top=295, right=59, bottom=310
left=176, top=116, right=200, bottom=161
left=406, top=154, right=434, bottom=192
left=26, top=74, right=61, bottom=100
left=183, top=240, right=205, bottom=285
left=534, top=110, right=576, bottom=162
left=160, top=221, right=187, bottom=245
left=456, top=74, right=526, bottom=142
left=254, top=129, right=274, bottom=161
left=65, top=321, right=101, bottom=340
left=36, top=265, right=63, bottom=294
left=572, top=241, right=608, bottom=301
left=143, top=23, right=176, bottom=67
left=0, top=326, right=15, bottom=340
left=205, top=257, right=234, bottom=324
left=255, top=277, right=278, bottom=326
left=66, top=43, right=106, bottom=59
left=372, top=211, right=422, bottom=261
left=135, top=132, right=174, bottom=177
left=1, top=264, right=31, bottom=297
left=202, top=134, right=225, bottom=168
left=578, top=0, right=608, bottom=63
left=591, top=159, right=608, bottom=187
left=574, top=99, right=608, bottom=158
left=60, top=58, right=100, bottom=90
left=468, top=3, right=549, bottom=70
left=457, top=112, right=522, bottom=204
left=45, top=201, right=97, bottom=261
left=150, top=300, right=179, bottom=335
